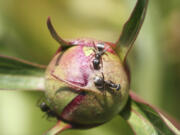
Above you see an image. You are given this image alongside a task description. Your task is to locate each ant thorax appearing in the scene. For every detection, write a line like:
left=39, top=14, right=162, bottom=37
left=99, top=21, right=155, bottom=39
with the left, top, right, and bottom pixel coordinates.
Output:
left=91, top=42, right=108, bottom=70
left=93, top=75, right=105, bottom=89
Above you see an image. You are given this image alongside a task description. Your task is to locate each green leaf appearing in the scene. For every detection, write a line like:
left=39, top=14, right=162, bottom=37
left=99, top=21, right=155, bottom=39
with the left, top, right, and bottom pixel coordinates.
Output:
left=115, top=0, right=149, bottom=61
left=120, top=91, right=180, bottom=135
left=0, top=54, right=46, bottom=91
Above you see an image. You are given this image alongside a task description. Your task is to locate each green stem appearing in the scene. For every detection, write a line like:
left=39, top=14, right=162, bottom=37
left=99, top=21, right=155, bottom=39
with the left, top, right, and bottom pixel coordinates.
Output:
left=44, top=121, right=72, bottom=135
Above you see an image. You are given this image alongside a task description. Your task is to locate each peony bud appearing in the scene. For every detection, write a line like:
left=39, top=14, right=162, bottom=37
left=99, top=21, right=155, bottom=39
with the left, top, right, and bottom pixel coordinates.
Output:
left=44, top=20, right=129, bottom=127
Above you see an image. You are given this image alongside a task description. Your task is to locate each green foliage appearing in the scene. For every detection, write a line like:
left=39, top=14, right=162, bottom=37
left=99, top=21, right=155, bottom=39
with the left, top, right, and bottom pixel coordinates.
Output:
left=0, top=55, right=45, bottom=91
left=121, top=92, right=180, bottom=135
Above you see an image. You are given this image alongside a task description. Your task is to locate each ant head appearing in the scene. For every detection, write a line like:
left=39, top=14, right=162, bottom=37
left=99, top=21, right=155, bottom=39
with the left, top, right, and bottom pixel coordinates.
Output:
left=40, top=102, right=49, bottom=112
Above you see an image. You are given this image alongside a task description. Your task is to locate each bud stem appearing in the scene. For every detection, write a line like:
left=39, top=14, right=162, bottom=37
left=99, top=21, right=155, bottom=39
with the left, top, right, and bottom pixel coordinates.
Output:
left=44, top=121, right=72, bottom=135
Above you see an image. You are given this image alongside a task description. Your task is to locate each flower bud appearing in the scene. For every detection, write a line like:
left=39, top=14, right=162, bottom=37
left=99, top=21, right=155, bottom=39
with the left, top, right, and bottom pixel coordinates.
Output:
left=45, top=39, right=129, bottom=127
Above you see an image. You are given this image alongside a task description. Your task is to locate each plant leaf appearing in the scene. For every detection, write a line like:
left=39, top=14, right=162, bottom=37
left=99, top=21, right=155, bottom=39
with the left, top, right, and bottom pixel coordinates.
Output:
left=0, top=54, right=46, bottom=91
left=120, top=91, right=180, bottom=135
left=115, top=0, right=149, bottom=62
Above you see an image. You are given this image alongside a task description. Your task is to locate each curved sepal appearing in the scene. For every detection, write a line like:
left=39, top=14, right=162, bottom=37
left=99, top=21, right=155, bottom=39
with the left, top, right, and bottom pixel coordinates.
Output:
left=115, top=0, right=149, bottom=62
left=44, top=121, right=72, bottom=135
left=120, top=91, right=180, bottom=135
left=47, top=17, right=72, bottom=50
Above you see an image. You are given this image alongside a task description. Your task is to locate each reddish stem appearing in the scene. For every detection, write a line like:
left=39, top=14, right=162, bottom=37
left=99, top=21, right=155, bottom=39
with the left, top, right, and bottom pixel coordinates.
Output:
left=44, top=120, right=72, bottom=135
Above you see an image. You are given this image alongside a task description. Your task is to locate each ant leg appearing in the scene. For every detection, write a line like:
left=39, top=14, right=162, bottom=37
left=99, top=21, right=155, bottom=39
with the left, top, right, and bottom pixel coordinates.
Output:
left=88, top=47, right=95, bottom=62
left=89, top=48, right=96, bottom=59
left=100, top=57, right=103, bottom=69
left=36, top=96, right=44, bottom=107
left=101, top=72, right=105, bottom=80
left=89, top=49, right=96, bottom=59
left=100, top=72, right=105, bottom=95
left=93, top=41, right=98, bottom=50
left=102, top=46, right=109, bottom=56
left=99, top=46, right=110, bottom=69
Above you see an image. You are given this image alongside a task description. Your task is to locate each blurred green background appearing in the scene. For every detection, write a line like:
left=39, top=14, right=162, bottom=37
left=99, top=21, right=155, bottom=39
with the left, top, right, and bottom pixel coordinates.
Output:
left=0, top=0, right=180, bottom=135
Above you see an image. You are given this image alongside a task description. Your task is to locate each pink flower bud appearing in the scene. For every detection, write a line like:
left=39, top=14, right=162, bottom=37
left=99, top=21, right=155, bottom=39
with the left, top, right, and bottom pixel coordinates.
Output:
left=45, top=38, right=129, bottom=127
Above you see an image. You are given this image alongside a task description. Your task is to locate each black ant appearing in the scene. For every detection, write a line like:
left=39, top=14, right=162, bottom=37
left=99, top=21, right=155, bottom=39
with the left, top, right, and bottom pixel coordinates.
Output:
left=92, top=42, right=109, bottom=70
left=93, top=73, right=121, bottom=91
left=105, top=80, right=121, bottom=91
left=39, top=101, right=58, bottom=119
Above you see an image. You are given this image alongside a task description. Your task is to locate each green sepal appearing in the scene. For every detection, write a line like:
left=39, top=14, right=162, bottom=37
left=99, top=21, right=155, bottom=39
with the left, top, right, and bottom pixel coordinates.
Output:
left=115, top=0, right=149, bottom=62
